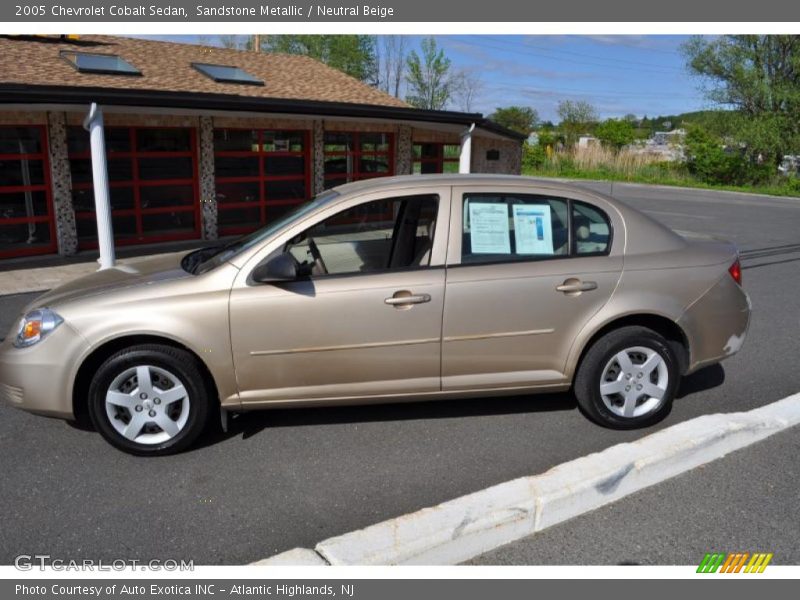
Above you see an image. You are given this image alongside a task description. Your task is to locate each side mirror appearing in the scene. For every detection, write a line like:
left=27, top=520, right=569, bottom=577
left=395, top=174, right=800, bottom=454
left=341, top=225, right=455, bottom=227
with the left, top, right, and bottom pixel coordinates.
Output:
left=251, top=252, right=299, bottom=283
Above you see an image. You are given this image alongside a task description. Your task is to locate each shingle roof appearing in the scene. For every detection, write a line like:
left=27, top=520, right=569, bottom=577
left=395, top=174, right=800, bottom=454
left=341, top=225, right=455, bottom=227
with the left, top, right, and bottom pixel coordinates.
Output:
left=0, top=35, right=409, bottom=108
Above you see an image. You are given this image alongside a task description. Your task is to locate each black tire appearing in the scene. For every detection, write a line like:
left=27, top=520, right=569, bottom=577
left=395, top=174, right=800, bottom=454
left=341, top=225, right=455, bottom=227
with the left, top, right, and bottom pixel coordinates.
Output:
left=574, top=326, right=679, bottom=429
left=87, top=344, right=213, bottom=456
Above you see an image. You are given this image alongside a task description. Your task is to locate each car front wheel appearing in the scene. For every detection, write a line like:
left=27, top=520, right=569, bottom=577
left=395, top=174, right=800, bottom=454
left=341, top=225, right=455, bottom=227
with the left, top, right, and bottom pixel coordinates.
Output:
left=574, top=326, right=679, bottom=429
left=87, top=344, right=212, bottom=455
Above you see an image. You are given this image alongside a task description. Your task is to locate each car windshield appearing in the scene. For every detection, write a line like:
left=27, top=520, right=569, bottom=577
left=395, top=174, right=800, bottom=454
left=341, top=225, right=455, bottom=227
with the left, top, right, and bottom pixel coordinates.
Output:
left=182, top=190, right=339, bottom=274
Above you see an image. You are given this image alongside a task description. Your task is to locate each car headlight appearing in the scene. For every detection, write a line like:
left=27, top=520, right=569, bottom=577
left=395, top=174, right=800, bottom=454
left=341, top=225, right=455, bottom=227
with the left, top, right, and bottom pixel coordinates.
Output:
left=13, top=308, right=64, bottom=348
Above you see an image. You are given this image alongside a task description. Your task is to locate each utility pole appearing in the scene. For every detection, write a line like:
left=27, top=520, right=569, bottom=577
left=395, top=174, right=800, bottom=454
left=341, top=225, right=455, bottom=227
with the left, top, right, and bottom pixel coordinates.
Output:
left=253, top=34, right=261, bottom=52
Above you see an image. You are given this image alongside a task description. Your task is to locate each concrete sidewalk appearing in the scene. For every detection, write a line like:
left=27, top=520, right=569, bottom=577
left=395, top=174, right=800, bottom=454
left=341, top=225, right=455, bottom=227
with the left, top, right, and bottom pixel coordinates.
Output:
left=0, top=239, right=219, bottom=296
left=0, top=261, right=101, bottom=295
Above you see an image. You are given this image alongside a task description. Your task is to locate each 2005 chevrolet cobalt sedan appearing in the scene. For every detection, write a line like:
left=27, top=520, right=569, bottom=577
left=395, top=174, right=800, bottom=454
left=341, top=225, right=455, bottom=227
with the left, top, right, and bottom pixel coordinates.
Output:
left=0, top=175, right=750, bottom=455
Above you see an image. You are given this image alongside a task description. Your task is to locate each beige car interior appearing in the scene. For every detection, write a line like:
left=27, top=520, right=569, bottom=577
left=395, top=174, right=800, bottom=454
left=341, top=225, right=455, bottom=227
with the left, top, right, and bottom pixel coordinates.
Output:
left=285, top=194, right=439, bottom=276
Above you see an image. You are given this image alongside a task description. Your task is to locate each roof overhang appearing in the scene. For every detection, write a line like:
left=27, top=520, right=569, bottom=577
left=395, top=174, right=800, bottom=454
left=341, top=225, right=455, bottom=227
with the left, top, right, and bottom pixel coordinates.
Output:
left=0, top=83, right=526, bottom=142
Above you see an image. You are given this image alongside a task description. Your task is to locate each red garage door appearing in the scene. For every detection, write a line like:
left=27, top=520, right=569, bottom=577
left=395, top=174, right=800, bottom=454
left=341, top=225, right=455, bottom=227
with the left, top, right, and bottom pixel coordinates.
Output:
left=0, top=125, right=57, bottom=259
left=214, top=128, right=311, bottom=235
left=68, top=126, right=201, bottom=248
left=323, top=132, right=394, bottom=189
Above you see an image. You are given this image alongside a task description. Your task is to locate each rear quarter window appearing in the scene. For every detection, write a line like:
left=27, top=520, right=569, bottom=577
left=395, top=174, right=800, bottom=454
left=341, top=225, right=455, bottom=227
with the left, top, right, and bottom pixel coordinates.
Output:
left=572, top=201, right=611, bottom=255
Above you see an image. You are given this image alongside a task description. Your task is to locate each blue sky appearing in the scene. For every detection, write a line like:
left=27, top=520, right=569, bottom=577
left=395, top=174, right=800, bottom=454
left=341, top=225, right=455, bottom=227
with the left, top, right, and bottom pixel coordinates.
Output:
left=140, top=35, right=709, bottom=122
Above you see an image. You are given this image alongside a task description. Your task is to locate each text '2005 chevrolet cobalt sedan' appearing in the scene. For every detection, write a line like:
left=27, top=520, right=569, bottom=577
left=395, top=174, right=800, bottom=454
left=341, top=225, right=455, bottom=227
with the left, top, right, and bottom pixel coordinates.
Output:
left=0, top=175, right=750, bottom=455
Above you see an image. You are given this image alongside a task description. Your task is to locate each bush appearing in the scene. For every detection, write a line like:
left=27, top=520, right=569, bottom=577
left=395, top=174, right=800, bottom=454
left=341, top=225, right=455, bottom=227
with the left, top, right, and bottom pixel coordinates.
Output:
left=684, top=127, right=732, bottom=183
left=522, top=144, right=547, bottom=170
left=537, top=130, right=558, bottom=148
left=683, top=126, right=774, bottom=186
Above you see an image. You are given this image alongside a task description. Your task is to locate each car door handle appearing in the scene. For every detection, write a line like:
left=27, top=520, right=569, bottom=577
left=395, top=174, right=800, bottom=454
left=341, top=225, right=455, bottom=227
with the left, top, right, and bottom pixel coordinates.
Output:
left=556, top=279, right=598, bottom=294
left=384, top=291, right=431, bottom=307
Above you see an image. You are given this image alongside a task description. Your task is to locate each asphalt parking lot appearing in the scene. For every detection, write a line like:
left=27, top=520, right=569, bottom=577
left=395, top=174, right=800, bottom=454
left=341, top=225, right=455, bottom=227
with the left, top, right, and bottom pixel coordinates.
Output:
left=0, top=182, right=798, bottom=565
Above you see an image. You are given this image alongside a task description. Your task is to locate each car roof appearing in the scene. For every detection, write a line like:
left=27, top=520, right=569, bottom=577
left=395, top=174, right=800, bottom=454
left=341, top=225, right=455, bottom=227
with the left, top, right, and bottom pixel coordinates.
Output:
left=328, top=174, right=607, bottom=199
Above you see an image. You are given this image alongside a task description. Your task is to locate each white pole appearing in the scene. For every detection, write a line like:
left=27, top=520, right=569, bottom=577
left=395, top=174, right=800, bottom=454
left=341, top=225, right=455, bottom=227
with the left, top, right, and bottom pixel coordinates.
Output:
left=459, top=123, right=475, bottom=174
left=83, top=103, right=115, bottom=270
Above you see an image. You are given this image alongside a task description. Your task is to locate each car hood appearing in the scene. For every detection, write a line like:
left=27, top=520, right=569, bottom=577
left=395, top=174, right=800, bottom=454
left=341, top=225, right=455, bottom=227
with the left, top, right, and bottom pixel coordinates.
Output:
left=30, top=252, right=191, bottom=310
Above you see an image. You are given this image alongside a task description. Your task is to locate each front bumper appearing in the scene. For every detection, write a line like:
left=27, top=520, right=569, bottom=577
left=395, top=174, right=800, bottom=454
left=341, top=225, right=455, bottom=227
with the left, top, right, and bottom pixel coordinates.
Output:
left=678, top=273, right=752, bottom=374
left=0, top=322, right=90, bottom=419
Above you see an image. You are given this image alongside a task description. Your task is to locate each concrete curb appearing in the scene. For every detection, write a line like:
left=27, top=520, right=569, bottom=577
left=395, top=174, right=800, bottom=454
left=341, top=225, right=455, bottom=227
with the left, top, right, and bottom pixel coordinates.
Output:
left=255, top=393, right=800, bottom=566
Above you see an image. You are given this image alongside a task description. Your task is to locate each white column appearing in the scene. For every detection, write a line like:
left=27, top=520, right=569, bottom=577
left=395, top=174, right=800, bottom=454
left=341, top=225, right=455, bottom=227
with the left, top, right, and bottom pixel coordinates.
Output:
left=82, top=103, right=115, bottom=270
left=459, top=123, right=475, bottom=174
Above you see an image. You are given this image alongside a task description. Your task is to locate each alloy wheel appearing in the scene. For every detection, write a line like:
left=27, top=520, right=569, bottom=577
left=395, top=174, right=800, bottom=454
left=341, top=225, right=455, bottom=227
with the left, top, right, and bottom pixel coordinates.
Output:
left=599, top=346, right=669, bottom=418
left=104, top=365, right=190, bottom=445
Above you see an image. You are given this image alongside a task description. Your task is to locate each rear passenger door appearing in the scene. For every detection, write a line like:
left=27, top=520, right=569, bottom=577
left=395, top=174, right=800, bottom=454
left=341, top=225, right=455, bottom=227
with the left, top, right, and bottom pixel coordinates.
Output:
left=441, top=186, right=623, bottom=391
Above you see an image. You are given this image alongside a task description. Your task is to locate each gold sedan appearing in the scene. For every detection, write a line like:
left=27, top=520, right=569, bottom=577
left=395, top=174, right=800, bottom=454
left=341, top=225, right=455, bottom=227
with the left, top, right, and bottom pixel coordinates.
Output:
left=0, top=176, right=751, bottom=455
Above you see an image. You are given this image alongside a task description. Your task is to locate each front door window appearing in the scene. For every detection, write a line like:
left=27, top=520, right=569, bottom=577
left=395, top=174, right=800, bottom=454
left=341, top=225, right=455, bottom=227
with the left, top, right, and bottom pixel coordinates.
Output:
left=285, top=194, right=439, bottom=277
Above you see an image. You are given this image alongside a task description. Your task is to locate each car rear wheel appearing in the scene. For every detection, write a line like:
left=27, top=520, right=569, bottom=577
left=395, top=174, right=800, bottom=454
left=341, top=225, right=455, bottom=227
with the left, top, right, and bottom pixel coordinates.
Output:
left=574, top=326, right=679, bottom=429
left=87, top=344, right=212, bottom=455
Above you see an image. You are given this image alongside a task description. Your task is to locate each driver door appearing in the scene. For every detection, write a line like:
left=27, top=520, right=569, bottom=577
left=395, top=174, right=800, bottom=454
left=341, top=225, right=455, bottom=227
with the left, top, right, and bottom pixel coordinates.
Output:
left=229, top=188, right=449, bottom=406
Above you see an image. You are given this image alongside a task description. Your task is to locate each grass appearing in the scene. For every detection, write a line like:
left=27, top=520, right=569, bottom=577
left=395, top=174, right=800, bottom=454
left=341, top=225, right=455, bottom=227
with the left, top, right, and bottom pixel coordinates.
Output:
left=523, top=145, right=800, bottom=198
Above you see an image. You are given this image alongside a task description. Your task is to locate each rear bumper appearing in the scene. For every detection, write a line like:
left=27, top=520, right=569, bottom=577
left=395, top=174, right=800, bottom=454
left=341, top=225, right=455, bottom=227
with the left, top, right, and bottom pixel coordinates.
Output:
left=0, top=323, right=89, bottom=419
left=678, top=273, right=751, bottom=374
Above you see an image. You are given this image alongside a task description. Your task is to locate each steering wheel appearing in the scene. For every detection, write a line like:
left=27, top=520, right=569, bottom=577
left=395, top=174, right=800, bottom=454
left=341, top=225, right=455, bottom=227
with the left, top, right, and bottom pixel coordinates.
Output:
left=307, top=237, right=328, bottom=275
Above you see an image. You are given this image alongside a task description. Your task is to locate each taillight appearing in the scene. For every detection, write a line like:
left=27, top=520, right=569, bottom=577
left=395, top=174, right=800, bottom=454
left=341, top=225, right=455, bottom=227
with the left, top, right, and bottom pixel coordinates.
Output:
left=729, top=258, right=742, bottom=286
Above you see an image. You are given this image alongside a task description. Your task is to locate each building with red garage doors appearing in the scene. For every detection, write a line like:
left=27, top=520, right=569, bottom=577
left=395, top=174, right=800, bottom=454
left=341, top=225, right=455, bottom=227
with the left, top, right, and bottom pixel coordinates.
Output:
left=0, top=35, right=524, bottom=260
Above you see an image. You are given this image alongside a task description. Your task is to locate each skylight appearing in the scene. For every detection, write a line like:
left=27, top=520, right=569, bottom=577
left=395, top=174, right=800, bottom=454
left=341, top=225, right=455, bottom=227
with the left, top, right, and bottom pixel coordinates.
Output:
left=60, top=51, right=141, bottom=76
left=191, top=63, right=264, bottom=86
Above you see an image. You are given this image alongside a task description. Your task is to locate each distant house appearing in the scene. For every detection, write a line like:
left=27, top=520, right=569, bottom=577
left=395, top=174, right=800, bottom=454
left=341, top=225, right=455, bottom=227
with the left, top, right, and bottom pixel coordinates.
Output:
left=778, top=155, right=799, bottom=176
left=626, top=128, right=686, bottom=162
left=0, top=35, right=524, bottom=260
left=652, top=128, right=686, bottom=146
left=577, top=135, right=599, bottom=149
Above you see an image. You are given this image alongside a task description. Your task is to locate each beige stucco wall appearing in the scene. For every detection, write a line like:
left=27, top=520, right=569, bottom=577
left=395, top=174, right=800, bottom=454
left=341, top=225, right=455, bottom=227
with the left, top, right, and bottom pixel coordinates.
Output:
left=471, top=137, right=523, bottom=175
left=0, top=111, right=47, bottom=125
left=64, top=112, right=200, bottom=128
left=410, top=128, right=460, bottom=144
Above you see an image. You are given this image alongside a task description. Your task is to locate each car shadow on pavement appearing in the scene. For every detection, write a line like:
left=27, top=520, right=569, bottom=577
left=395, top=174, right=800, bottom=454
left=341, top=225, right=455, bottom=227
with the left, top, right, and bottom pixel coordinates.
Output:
left=66, top=367, right=726, bottom=449
left=675, top=364, right=725, bottom=399
left=195, top=391, right=579, bottom=449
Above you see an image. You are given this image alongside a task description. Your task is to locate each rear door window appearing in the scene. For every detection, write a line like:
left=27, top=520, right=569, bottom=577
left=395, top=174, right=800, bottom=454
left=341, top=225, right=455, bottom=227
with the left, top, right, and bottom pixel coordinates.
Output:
left=461, top=193, right=570, bottom=264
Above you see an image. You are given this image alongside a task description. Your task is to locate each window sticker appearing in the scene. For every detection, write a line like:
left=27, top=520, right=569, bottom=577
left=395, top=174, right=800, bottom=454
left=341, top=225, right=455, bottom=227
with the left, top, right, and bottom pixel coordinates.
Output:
left=512, top=204, right=553, bottom=254
left=468, top=202, right=511, bottom=254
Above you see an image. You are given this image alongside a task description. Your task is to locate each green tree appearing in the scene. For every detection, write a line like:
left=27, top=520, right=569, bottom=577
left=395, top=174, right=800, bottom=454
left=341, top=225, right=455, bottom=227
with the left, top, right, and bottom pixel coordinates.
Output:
left=262, top=35, right=378, bottom=83
left=557, top=100, right=599, bottom=145
left=488, top=106, right=539, bottom=136
left=682, top=35, right=800, bottom=165
left=595, top=118, right=637, bottom=151
left=405, top=37, right=453, bottom=110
